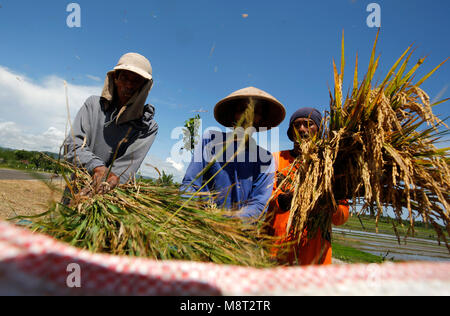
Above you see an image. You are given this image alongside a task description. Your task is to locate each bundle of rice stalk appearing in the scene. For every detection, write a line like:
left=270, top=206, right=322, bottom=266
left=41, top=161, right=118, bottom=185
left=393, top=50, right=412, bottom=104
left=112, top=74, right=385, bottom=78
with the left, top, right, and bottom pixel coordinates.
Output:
left=281, top=31, right=450, bottom=251
left=19, top=161, right=274, bottom=268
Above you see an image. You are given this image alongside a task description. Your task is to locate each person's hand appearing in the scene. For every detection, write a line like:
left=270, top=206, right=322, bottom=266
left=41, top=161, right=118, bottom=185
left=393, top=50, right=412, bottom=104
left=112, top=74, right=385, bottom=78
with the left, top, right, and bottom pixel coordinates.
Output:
left=92, top=166, right=120, bottom=194
left=99, top=172, right=120, bottom=194
left=277, top=173, right=286, bottom=184
left=278, top=192, right=293, bottom=212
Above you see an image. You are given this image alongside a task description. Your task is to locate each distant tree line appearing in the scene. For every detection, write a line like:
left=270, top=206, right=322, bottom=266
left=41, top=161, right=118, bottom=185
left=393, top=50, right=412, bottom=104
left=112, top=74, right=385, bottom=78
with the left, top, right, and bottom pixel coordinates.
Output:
left=0, top=147, right=60, bottom=173
left=137, top=171, right=177, bottom=187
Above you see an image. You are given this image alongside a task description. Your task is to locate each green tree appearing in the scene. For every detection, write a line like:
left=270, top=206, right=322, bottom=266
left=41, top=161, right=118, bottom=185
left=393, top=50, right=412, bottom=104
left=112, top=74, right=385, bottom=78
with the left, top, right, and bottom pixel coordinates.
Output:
left=182, top=115, right=201, bottom=155
left=30, top=153, right=42, bottom=169
left=14, top=150, right=31, bottom=161
left=157, top=171, right=174, bottom=186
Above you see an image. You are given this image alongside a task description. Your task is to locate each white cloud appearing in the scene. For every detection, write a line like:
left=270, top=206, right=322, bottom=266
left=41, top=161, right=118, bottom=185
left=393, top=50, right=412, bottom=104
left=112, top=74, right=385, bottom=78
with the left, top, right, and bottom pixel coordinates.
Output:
left=86, top=74, right=102, bottom=82
left=139, top=155, right=186, bottom=182
left=0, top=65, right=101, bottom=152
left=165, top=157, right=184, bottom=172
left=0, top=121, right=65, bottom=153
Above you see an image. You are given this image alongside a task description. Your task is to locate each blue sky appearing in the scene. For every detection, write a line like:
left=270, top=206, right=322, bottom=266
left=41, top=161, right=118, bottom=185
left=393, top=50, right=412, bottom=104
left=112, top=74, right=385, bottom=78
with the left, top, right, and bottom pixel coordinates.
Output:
left=0, top=0, right=449, bottom=180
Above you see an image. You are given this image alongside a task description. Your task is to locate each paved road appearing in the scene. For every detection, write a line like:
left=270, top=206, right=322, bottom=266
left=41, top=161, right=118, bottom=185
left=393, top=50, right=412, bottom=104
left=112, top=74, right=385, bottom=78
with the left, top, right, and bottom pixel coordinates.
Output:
left=0, top=168, right=57, bottom=181
left=334, top=228, right=450, bottom=262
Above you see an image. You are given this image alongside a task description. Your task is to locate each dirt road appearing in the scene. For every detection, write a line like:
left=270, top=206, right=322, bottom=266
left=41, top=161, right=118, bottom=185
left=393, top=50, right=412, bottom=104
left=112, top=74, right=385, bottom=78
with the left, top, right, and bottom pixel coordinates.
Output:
left=0, top=168, right=57, bottom=180
left=0, top=168, right=64, bottom=220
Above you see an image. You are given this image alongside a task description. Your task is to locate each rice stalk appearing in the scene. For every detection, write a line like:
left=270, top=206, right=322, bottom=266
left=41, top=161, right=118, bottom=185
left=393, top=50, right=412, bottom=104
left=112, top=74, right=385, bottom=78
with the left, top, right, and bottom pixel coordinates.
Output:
left=13, top=159, right=275, bottom=267
left=15, top=96, right=275, bottom=267
left=281, top=30, right=450, bottom=252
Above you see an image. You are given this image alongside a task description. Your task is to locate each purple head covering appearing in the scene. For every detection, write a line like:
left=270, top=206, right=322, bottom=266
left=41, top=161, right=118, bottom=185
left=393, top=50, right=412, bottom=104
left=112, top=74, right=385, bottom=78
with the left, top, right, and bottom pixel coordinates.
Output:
left=287, top=107, right=322, bottom=141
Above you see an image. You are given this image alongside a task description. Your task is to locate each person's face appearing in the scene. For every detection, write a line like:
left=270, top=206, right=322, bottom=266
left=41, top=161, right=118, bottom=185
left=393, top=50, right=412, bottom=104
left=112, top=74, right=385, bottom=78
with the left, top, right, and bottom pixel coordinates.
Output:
left=233, top=102, right=247, bottom=125
left=292, top=117, right=319, bottom=140
left=114, top=70, right=147, bottom=103
left=253, top=105, right=263, bottom=126
left=233, top=101, right=263, bottom=127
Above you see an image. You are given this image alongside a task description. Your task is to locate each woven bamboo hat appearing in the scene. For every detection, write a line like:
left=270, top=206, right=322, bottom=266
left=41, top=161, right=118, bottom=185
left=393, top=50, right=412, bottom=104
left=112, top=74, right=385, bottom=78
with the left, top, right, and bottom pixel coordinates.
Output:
left=214, top=87, right=286, bottom=130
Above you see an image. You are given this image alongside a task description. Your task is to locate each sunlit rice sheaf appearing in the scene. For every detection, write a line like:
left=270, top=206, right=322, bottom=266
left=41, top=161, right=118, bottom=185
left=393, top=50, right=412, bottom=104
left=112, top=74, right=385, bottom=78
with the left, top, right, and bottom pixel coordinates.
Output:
left=15, top=158, right=275, bottom=268
left=280, top=30, right=450, bottom=253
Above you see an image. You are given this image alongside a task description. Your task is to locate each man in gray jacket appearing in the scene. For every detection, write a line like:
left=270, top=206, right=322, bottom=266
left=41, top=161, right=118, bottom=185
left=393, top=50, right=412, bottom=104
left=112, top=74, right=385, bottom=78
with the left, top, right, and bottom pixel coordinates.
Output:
left=64, top=53, right=158, bottom=195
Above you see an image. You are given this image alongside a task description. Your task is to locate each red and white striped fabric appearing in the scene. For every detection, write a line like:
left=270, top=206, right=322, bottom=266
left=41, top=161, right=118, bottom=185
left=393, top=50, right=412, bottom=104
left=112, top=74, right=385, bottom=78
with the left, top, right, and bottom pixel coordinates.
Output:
left=0, top=221, right=449, bottom=296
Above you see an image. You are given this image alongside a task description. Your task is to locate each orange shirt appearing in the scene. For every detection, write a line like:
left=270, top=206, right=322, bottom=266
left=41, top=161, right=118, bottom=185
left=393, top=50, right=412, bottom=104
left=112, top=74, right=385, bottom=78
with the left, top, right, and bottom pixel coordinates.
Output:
left=267, top=150, right=349, bottom=265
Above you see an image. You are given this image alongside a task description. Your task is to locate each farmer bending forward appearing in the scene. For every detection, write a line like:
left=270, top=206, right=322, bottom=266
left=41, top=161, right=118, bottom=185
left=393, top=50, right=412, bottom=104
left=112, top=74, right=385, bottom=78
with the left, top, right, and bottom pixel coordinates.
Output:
left=64, top=53, right=158, bottom=195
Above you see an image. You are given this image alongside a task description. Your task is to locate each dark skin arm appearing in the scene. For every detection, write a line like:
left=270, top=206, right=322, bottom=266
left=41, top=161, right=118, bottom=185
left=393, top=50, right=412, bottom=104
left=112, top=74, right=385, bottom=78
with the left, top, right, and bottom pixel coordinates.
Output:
left=79, top=166, right=120, bottom=197
left=276, top=173, right=294, bottom=212
left=92, top=166, right=120, bottom=194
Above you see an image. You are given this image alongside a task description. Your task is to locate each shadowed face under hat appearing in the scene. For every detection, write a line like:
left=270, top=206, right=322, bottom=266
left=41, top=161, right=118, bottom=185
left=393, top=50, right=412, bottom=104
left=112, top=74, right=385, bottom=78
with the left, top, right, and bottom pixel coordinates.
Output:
left=214, top=87, right=286, bottom=130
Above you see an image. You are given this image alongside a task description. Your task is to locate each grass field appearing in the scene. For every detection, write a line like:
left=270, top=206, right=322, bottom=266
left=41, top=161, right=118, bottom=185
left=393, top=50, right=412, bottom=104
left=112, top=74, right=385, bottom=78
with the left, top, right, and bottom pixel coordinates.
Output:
left=331, top=213, right=450, bottom=263
left=336, top=213, right=442, bottom=241
left=331, top=242, right=385, bottom=263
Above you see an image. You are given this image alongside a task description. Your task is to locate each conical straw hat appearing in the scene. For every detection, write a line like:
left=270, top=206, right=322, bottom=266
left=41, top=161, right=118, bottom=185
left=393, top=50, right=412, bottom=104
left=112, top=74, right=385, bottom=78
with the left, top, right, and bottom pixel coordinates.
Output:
left=214, top=87, right=286, bottom=130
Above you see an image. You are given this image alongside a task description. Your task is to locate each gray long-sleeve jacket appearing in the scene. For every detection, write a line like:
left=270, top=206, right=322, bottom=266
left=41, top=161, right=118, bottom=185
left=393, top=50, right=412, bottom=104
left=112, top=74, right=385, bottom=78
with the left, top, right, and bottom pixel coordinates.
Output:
left=64, top=96, right=158, bottom=183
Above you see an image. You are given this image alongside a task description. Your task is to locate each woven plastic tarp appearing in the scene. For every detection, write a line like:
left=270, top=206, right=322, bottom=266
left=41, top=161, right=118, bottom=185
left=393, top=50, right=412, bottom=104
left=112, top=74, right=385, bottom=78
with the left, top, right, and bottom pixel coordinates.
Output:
left=0, top=221, right=449, bottom=295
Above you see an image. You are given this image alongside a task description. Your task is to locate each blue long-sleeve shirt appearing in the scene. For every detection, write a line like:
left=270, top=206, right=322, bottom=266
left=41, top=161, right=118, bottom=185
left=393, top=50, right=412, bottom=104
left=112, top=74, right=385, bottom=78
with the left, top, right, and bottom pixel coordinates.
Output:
left=180, top=130, right=275, bottom=219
